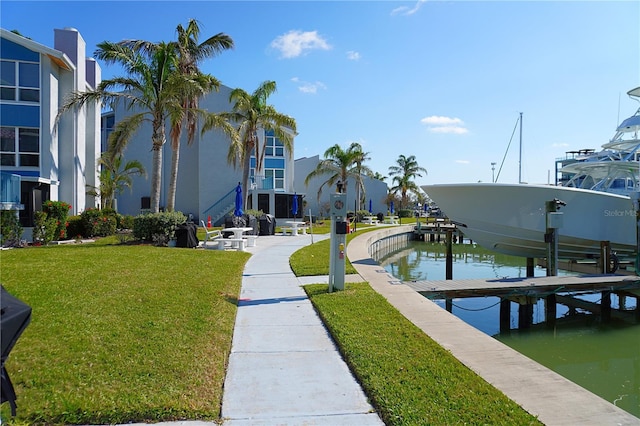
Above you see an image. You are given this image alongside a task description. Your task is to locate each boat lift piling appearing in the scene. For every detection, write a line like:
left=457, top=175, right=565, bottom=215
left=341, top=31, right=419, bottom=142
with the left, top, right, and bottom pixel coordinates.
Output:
left=599, top=241, right=612, bottom=273
left=544, top=199, right=565, bottom=276
left=633, top=192, right=640, bottom=275
left=445, top=230, right=453, bottom=312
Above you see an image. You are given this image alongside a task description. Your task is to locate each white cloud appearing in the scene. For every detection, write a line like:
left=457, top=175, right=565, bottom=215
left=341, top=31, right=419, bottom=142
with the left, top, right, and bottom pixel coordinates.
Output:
left=421, top=116, right=463, bottom=125
left=421, top=115, right=468, bottom=134
left=430, top=126, right=469, bottom=134
left=552, top=142, right=570, bottom=148
left=391, top=0, right=427, bottom=16
left=346, top=50, right=361, bottom=61
left=270, top=30, right=331, bottom=59
left=455, top=160, right=470, bottom=164
left=291, top=77, right=326, bottom=94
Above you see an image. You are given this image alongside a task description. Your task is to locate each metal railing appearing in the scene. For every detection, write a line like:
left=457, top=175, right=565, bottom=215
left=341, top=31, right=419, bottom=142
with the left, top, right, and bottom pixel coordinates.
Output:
left=202, top=186, right=236, bottom=226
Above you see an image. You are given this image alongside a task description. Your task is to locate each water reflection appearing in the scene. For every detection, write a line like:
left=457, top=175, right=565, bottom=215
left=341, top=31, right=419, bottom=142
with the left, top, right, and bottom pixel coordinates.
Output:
left=379, top=241, right=640, bottom=418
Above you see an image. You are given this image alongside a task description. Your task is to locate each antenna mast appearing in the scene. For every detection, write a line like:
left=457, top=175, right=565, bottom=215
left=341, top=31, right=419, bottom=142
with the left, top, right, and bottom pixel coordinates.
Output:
left=518, top=112, right=523, bottom=184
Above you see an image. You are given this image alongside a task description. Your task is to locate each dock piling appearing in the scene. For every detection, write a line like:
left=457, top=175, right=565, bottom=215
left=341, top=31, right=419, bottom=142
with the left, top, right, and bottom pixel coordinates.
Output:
left=445, top=230, right=453, bottom=280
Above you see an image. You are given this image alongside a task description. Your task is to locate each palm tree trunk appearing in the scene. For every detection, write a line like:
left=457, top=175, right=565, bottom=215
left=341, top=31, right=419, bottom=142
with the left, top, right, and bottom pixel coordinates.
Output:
left=166, top=141, right=180, bottom=212
left=150, top=123, right=166, bottom=213
left=242, top=152, right=251, bottom=210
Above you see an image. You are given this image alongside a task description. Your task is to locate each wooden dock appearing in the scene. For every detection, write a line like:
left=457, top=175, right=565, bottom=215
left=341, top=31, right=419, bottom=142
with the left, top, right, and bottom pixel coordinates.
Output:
left=405, top=274, right=640, bottom=299
left=413, top=219, right=462, bottom=242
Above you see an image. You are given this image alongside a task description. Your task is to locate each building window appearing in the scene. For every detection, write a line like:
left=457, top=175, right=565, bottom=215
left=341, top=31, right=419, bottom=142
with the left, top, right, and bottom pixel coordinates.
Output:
left=265, top=168, right=284, bottom=190
left=0, top=60, right=40, bottom=103
left=0, top=126, right=39, bottom=167
left=265, top=130, right=284, bottom=157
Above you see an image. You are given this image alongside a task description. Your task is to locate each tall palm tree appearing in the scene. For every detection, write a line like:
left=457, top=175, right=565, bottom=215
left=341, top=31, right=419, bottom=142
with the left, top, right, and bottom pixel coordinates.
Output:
left=87, top=152, right=146, bottom=210
left=210, top=80, right=296, bottom=207
left=350, top=142, right=372, bottom=212
left=304, top=142, right=373, bottom=201
left=388, top=154, right=427, bottom=210
left=166, top=20, right=234, bottom=211
left=58, top=39, right=201, bottom=213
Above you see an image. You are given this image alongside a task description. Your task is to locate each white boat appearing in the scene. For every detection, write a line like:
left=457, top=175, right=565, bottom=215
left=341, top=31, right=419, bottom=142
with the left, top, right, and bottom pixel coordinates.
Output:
left=422, top=88, right=640, bottom=260
left=422, top=183, right=636, bottom=259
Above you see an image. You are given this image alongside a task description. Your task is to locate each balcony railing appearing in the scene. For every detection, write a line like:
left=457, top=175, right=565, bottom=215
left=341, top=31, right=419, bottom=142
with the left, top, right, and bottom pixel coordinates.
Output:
left=0, top=172, right=23, bottom=210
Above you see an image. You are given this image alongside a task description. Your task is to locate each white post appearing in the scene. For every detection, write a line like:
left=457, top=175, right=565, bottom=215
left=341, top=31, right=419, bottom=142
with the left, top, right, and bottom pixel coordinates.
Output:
left=329, top=193, right=347, bottom=292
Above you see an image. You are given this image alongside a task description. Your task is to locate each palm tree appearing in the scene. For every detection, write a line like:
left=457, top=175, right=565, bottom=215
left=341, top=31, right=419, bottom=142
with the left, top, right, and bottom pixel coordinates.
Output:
left=210, top=80, right=296, bottom=207
left=166, top=20, right=234, bottom=212
left=388, top=154, right=427, bottom=210
left=372, top=172, right=387, bottom=182
left=57, top=38, right=209, bottom=213
left=304, top=142, right=373, bottom=201
left=87, top=153, right=146, bottom=210
left=350, top=142, right=372, bottom=212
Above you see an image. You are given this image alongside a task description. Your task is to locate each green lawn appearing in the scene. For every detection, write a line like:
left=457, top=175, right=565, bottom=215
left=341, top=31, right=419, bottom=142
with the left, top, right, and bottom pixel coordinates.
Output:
left=1, top=228, right=539, bottom=425
left=0, top=242, right=249, bottom=425
left=304, top=283, right=541, bottom=425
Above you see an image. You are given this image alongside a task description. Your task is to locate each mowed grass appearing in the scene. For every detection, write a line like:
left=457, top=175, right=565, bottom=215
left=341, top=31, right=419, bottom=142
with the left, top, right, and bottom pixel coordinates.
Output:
left=289, top=226, right=377, bottom=276
left=2, top=226, right=540, bottom=425
left=0, top=243, right=249, bottom=425
left=304, top=283, right=541, bottom=425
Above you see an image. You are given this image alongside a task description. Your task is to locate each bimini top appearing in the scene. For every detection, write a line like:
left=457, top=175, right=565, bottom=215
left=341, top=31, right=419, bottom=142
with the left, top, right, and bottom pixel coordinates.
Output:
left=628, top=86, right=640, bottom=99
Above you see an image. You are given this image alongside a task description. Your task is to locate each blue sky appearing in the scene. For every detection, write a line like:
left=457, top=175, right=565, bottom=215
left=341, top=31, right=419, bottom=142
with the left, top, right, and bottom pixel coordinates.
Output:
left=2, top=1, right=639, bottom=189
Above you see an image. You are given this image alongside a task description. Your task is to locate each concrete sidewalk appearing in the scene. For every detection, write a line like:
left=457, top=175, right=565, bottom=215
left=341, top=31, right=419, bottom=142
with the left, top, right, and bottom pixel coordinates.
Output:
left=221, top=234, right=383, bottom=425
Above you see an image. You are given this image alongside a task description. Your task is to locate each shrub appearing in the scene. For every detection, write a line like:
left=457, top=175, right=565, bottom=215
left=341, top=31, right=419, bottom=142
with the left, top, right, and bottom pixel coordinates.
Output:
left=42, top=200, right=71, bottom=240
left=66, top=216, right=84, bottom=240
left=132, top=211, right=186, bottom=243
left=119, top=215, right=135, bottom=230
left=0, top=211, right=23, bottom=246
left=354, top=210, right=370, bottom=222
left=33, top=211, right=56, bottom=245
left=245, top=209, right=263, bottom=218
left=80, top=208, right=117, bottom=237
left=398, top=209, right=414, bottom=218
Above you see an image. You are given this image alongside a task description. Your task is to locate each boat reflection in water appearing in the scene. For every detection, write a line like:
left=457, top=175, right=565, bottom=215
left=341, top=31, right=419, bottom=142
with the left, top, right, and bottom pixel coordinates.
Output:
left=377, top=241, right=640, bottom=418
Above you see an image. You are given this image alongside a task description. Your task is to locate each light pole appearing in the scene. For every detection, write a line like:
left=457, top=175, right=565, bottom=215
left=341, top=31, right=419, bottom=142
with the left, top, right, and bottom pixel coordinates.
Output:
left=491, top=162, right=496, bottom=183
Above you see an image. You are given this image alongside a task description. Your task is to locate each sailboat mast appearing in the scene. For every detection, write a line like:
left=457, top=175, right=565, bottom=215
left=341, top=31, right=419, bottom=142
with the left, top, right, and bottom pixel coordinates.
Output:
left=518, top=112, right=523, bottom=184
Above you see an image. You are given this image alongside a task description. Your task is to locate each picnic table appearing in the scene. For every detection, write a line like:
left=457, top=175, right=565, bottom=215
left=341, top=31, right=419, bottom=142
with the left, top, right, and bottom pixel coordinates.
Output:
left=362, top=216, right=378, bottom=225
left=383, top=216, right=399, bottom=225
left=283, top=221, right=308, bottom=236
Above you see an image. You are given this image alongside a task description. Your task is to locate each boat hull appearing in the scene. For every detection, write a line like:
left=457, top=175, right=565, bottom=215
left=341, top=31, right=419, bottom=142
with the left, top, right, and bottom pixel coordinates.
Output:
left=422, top=183, right=637, bottom=259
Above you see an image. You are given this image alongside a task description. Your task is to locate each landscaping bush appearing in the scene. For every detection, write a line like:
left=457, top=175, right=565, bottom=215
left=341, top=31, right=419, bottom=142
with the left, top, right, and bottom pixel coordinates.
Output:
left=119, top=214, right=135, bottom=230
left=0, top=211, right=22, bottom=246
left=355, top=209, right=370, bottom=222
left=42, top=200, right=71, bottom=240
left=33, top=211, right=56, bottom=245
left=133, top=211, right=186, bottom=243
left=66, top=215, right=84, bottom=240
left=80, top=208, right=117, bottom=237
left=398, top=208, right=413, bottom=218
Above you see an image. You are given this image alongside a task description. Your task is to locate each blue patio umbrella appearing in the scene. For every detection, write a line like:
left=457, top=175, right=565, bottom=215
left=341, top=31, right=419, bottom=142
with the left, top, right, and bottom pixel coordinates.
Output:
left=390, top=201, right=394, bottom=214
left=368, top=199, right=373, bottom=214
left=234, top=182, right=243, bottom=217
left=292, top=193, right=298, bottom=218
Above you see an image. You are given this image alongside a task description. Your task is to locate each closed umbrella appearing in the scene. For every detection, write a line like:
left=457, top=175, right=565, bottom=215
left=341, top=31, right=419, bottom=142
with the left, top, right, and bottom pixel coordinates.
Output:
left=292, top=193, right=298, bottom=219
left=234, top=182, right=243, bottom=217
left=390, top=201, right=394, bottom=214
left=368, top=199, right=372, bottom=214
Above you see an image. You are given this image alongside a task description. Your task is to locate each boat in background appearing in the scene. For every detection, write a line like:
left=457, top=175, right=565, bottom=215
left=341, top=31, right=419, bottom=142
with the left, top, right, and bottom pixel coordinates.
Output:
left=423, top=87, right=640, bottom=260
left=422, top=183, right=635, bottom=259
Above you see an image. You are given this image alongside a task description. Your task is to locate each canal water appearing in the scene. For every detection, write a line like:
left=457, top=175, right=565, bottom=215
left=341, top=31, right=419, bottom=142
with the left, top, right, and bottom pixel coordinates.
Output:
left=377, top=240, right=640, bottom=418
